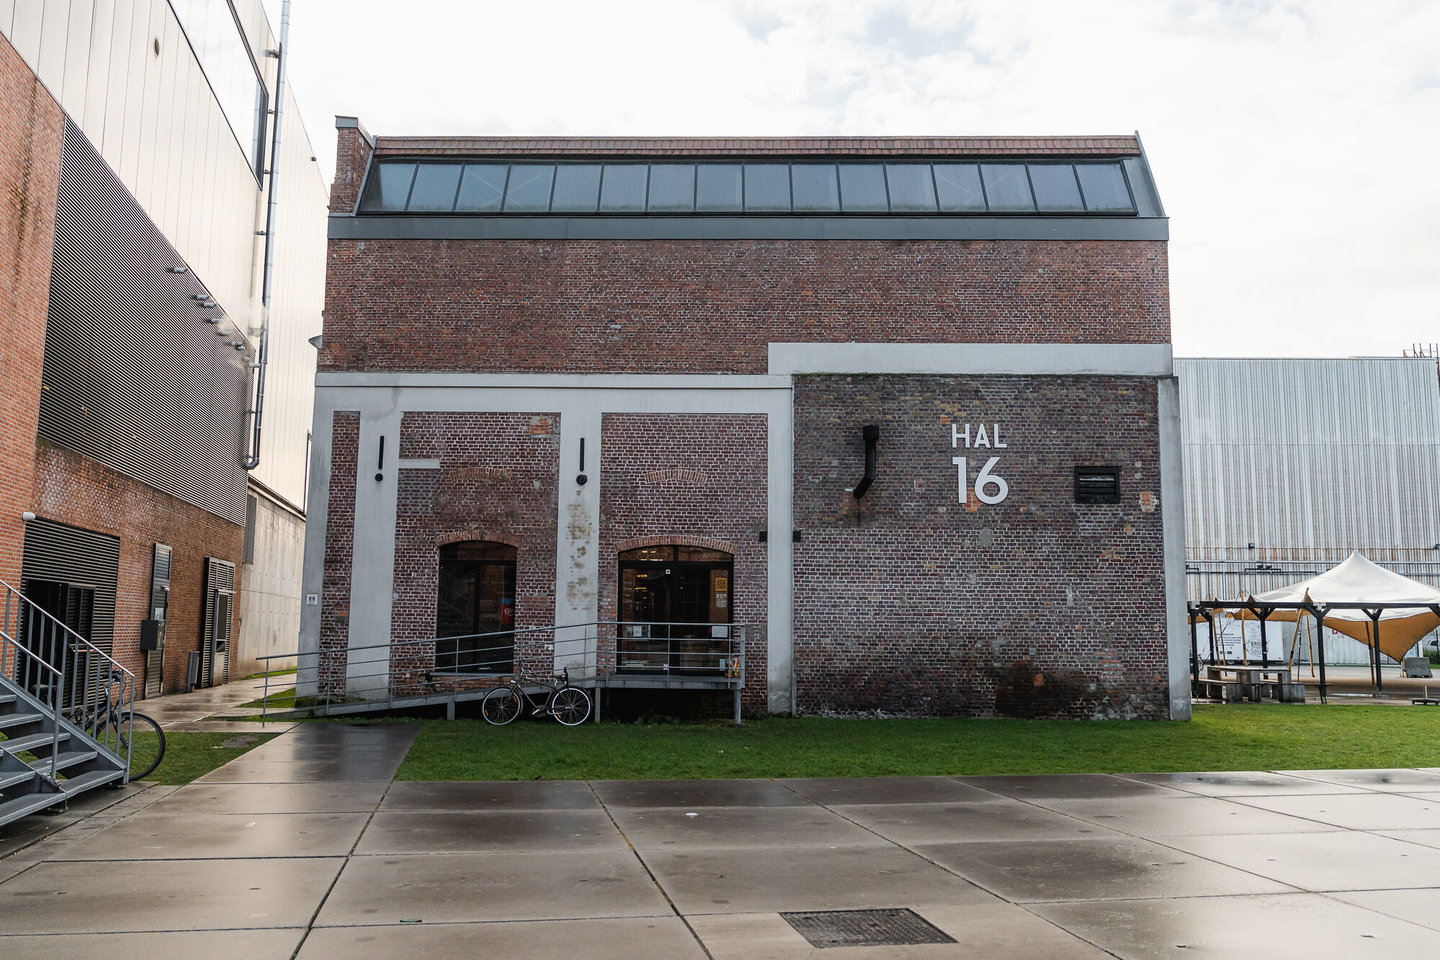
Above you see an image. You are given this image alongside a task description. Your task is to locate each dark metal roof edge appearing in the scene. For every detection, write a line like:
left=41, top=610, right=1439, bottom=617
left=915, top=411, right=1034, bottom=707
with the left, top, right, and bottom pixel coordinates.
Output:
left=328, top=214, right=1168, bottom=243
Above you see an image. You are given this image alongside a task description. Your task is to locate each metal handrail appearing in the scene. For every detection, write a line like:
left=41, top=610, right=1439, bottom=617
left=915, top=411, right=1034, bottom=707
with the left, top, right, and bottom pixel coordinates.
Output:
left=258, top=620, right=747, bottom=721
left=0, top=579, right=137, bottom=780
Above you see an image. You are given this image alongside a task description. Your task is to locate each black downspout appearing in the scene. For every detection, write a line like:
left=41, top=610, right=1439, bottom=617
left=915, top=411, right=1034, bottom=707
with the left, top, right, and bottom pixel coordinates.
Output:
left=852, top=425, right=879, bottom=500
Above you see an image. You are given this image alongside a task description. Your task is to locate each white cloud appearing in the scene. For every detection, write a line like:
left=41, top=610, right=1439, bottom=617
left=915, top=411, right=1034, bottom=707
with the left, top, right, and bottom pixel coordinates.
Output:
left=266, top=0, right=1439, bottom=358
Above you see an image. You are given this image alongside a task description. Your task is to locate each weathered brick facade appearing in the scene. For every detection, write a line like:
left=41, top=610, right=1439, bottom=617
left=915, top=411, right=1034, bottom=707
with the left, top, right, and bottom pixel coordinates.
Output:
left=0, top=36, right=62, bottom=593
left=320, top=238, right=1168, bottom=375
left=390, top=411, right=560, bottom=683
left=792, top=375, right=1166, bottom=718
left=30, top=442, right=244, bottom=692
left=599, top=414, right=769, bottom=711
left=319, top=412, right=359, bottom=696
left=305, top=122, right=1181, bottom=719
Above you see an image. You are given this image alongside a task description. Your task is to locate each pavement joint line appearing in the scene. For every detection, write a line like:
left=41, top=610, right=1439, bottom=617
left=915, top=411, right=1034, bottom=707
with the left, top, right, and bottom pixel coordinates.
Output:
left=284, top=726, right=417, bottom=960
left=776, top=778, right=1017, bottom=907
left=585, top=779, right=718, bottom=960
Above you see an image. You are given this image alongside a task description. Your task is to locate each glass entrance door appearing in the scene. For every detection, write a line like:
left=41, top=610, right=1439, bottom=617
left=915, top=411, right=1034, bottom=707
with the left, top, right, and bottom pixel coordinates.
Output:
left=436, top=542, right=516, bottom=672
left=617, top=546, right=733, bottom=673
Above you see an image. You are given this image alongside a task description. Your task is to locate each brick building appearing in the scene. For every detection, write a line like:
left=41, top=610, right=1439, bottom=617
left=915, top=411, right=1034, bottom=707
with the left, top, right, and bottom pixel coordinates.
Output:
left=0, top=2, right=327, bottom=697
left=301, top=121, right=1190, bottom=720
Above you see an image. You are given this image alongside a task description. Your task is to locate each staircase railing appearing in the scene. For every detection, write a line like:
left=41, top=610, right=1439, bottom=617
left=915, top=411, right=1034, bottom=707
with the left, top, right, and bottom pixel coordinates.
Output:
left=259, top=620, right=747, bottom=721
left=0, top=579, right=137, bottom=779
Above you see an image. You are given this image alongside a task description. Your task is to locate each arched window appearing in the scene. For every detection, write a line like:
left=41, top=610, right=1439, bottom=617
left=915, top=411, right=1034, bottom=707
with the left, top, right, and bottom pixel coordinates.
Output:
left=436, top=541, right=516, bottom=672
left=617, top=545, right=733, bottom=673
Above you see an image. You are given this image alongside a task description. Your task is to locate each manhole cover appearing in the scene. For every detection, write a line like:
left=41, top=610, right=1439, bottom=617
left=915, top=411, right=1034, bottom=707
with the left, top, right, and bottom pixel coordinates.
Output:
left=781, top=908, right=956, bottom=948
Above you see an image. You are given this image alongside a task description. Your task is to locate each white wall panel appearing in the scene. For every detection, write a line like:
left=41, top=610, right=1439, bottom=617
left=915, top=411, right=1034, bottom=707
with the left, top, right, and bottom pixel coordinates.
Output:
left=117, top=0, right=147, bottom=187
left=58, top=0, right=90, bottom=113
left=0, top=2, right=16, bottom=43
left=80, top=0, right=113, bottom=141
left=100, top=0, right=131, bottom=160
left=7, top=0, right=41, bottom=66
left=34, top=0, right=66, bottom=82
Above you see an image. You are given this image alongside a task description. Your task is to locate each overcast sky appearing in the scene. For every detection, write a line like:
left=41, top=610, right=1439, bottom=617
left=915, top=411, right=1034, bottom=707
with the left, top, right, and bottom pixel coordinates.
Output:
left=265, top=0, right=1438, bottom=360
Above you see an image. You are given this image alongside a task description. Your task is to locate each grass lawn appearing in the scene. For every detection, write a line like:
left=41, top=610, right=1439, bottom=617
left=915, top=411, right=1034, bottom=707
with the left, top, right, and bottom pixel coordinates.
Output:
left=140, top=730, right=278, bottom=785
left=396, top=704, right=1440, bottom=781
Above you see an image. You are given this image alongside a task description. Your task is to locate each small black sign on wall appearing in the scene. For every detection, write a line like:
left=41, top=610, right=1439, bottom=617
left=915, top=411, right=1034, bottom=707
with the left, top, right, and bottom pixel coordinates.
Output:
left=1075, top=465, right=1121, bottom=503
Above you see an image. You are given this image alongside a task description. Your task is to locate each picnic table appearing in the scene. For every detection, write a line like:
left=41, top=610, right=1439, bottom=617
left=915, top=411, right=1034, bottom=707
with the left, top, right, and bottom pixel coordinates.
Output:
left=1198, top=664, right=1305, bottom=703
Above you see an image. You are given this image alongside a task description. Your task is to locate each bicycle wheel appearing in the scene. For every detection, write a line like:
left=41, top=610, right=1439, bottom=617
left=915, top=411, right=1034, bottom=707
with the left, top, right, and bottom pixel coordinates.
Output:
left=550, top=687, right=591, bottom=726
left=481, top=686, right=523, bottom=725
left=117, top=711, right=166, bottom=781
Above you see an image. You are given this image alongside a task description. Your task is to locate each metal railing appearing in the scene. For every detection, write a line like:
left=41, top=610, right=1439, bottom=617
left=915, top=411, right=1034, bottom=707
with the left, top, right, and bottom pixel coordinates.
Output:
left=259, top=620, right=747, bottom=721
left=0, top=579, right=136, bottom=780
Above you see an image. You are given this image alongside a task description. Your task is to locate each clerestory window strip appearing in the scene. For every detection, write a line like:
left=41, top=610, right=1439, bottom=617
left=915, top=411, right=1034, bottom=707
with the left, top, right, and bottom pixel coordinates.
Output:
left=357, top=160, right=1137, bottom=216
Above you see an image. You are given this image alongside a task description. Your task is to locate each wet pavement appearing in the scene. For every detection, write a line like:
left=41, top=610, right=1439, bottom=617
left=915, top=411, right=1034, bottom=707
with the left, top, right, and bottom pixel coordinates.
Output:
left=2, top=719, right=1440, bottom=958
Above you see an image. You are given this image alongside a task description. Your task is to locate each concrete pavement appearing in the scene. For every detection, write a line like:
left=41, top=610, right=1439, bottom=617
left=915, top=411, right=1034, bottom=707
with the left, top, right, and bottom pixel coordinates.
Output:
left=2, top=716, right=1440, bottom=957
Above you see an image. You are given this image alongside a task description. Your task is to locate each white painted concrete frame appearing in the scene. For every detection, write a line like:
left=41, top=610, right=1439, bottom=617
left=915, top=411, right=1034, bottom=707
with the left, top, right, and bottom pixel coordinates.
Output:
left=299, top=343, right=1186, bottom=719
left=299, top=376, right=796, bottom=713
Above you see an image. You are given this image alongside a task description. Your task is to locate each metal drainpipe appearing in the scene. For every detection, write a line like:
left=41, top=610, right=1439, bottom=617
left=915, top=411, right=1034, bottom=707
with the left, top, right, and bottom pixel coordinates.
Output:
left=243, top=0, right=291, bottom=471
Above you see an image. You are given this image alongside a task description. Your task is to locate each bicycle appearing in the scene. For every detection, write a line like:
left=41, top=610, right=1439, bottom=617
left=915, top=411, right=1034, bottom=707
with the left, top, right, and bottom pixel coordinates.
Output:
left=481, top=667, right=591, bottom=726
left=66, top=669, right=166, bottom=781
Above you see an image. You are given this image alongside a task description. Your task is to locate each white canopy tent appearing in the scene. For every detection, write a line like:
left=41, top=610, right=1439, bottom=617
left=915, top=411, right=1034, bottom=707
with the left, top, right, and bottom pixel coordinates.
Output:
left=1237, top=552, right=1440, bottom=664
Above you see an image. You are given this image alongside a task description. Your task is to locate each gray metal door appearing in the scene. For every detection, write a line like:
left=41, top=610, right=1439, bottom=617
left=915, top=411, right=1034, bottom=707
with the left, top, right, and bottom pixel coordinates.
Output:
left=201, top=558, right=236, bottom=687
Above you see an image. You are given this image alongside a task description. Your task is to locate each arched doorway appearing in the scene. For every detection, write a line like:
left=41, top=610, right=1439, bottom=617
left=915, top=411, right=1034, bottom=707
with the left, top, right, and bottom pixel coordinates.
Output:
left=436, top=541, right=516, bottom=672
left=617, top=545, right=733, bottom=673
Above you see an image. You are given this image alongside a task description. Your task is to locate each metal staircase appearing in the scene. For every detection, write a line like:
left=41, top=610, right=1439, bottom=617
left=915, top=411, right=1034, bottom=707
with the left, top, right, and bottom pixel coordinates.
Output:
left=0, top=581, right=131, bottom=830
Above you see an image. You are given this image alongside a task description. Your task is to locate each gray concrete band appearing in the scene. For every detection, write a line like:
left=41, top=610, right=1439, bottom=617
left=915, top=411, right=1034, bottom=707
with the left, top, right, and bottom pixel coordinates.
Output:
left=328, top=214, right=1169, bottom=243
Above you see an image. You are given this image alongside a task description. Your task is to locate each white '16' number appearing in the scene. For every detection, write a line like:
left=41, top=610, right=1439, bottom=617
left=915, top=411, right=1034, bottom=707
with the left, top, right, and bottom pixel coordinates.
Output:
left=953, top=456, right=1009, bottom=505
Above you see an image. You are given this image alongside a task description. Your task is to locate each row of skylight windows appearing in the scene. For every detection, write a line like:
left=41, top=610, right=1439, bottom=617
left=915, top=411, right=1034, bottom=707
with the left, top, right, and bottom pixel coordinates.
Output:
left=358, top=160, right=1136, bottom=216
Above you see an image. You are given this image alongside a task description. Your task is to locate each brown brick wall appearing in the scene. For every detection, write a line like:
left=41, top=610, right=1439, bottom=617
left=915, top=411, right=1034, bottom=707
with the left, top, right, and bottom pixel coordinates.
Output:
left=0, top=34, right=62, bottom=592
left=791, top=374, right=1166, bottom=719
left=29, top=441, right=244, bottom=694
left=319, top=238, right=1169, bottom=375
left=392, top=412, right=560, bottom=682
left=599, top=414, right=769, bottom=710
left=319, top=412, right=359, bottom=694
left=330, top=125, right=373, bottom=214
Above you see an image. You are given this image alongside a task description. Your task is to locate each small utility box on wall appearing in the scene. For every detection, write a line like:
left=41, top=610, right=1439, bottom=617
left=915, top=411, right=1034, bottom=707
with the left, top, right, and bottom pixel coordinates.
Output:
left=139, top=619, right=165, bottom=651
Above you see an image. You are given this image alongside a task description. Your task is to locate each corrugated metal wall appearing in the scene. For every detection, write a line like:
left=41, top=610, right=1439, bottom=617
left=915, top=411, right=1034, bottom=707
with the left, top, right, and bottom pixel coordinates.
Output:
left=1178, top=357, right=1440, bottom=606
left=43, top=118, right=251, bottom=523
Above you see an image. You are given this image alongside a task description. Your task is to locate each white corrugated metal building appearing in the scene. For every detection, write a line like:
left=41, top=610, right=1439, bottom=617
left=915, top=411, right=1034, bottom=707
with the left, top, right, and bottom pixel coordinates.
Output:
left=1177, top=357, right=1440, bottom=665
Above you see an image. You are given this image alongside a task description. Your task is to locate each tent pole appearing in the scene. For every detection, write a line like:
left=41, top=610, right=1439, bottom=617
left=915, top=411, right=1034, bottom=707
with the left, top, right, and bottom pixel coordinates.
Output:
left=1188, top=607, right=1200, bottom=697
left=1259, top=611, right=1269, bottom=668
left=1208, top=609, right=1218, bottom=664
left=1315, top=605, right=1329, bottom=704
left=1370, top=608, right=1383, bottom=694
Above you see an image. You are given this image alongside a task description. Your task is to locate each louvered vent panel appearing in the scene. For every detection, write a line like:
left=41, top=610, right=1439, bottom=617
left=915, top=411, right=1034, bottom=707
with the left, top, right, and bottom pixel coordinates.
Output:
left=39, top=119, right=250, bottom=524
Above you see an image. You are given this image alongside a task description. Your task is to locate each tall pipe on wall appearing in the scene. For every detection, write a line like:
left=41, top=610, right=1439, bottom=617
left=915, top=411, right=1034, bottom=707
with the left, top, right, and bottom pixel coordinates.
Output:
left=243, top=0, right=291, bottom=470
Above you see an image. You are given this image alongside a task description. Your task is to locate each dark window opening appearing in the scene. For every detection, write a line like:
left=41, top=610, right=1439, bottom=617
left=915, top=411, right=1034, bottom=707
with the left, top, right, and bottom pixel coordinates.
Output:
left=617, top=545, right=733, bottom=674
left=436, top=541, right=517, bottom=672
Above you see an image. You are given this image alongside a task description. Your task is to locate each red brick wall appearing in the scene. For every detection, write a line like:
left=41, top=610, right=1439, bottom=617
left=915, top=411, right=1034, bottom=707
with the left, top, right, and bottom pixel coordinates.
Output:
left=0, top=35, right=62, bottom=592
left=319, top=412, right=359, bottom=694
left=319, top=238, right=1169, bottom=375
left=330, top=126, right=373, bottom=214
left=30, top=442, right=244, bottom=694
left=392, top=412, right=560, bottom=681
left=792, top=374, right=1166, bottom=719
left=599, top=414, right=769, bottom=710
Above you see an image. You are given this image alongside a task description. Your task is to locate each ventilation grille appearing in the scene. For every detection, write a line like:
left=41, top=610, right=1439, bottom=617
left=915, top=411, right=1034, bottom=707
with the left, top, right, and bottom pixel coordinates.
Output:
left=21, top=518, right=121, bottom=654
left=781, top=909, right=956, bottom=949
left=40, top=119, right=250, bottom=524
